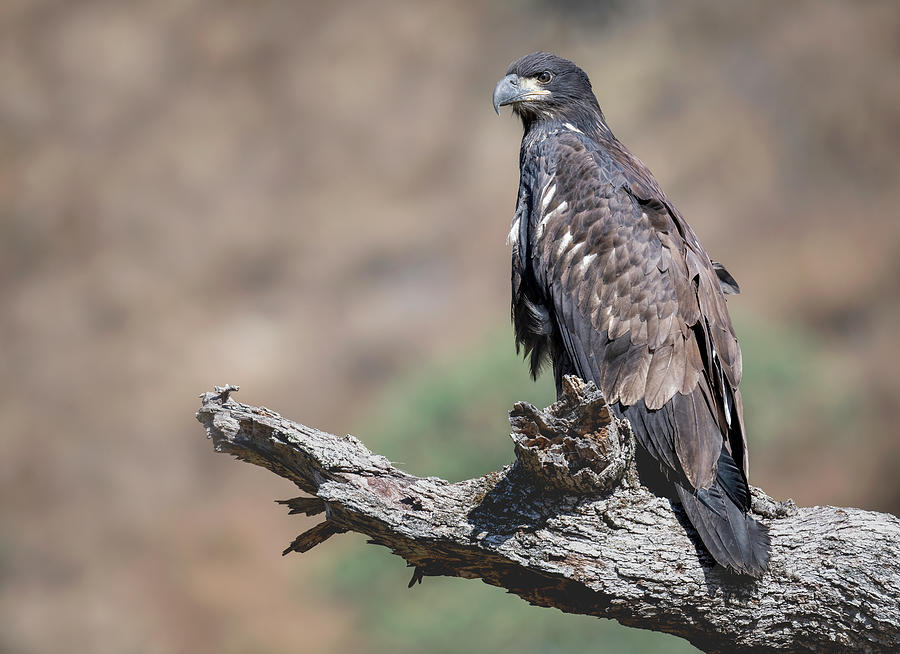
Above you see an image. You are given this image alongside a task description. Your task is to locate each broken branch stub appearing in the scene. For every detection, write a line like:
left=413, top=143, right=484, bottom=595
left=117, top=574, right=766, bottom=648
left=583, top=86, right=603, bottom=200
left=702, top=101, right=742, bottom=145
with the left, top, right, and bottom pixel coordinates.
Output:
left=510, top=376, right=637, bottom=495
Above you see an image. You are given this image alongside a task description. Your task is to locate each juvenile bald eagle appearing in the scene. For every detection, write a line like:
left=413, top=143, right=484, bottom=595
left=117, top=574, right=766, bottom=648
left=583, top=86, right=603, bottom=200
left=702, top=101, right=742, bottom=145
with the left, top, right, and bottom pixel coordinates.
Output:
left=494, top=52, right=769, bottom=576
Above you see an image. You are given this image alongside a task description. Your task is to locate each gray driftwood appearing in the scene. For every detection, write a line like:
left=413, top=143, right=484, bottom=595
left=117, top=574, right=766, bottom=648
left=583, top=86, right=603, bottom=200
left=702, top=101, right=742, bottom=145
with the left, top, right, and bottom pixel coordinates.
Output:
left=196, top=380, right=900, bottom=654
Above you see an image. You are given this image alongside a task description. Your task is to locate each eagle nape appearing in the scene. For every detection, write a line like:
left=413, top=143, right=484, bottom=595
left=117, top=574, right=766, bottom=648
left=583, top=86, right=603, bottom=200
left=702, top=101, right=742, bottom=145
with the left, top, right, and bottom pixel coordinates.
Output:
left=494, top=51, right=770, bottom=577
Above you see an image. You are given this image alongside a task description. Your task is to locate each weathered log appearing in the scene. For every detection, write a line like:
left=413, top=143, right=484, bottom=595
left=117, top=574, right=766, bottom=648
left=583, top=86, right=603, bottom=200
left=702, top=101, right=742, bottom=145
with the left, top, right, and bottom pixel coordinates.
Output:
left=195, top=380, right=900, bottom=654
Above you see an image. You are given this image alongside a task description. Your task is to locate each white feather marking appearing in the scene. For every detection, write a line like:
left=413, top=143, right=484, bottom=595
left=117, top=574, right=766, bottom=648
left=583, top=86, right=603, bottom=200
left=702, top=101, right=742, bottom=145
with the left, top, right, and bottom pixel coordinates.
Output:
left=507, top=217, right=520, bottom=247
left=724, top=387, right=732, bottom=427
left=563, top=122, right=583, bottom=134
left=535, top=201, right=568, bottom=239
left=541, top=184, right=556, bottom=210
left=578, top=252, right=597, bottom=274
left=540, top=201, right=567, bottom=227
left=556, top=230, right=573, bottom=256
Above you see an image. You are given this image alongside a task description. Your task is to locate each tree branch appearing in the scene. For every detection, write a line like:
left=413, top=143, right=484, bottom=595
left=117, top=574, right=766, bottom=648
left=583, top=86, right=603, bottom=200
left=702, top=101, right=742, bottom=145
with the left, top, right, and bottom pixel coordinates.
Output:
left=195, top=380, right=900, bottom=654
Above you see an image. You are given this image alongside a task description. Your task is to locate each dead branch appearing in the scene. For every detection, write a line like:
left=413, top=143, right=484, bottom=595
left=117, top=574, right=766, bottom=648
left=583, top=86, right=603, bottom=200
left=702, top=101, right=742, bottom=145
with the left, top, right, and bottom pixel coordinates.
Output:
left=195, top=379, right=900, bottom=654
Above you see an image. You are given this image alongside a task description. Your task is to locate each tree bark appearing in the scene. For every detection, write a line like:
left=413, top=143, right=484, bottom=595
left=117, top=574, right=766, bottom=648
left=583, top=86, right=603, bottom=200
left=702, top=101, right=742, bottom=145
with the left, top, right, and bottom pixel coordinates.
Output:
left=195, top=381, right=900, bottom=654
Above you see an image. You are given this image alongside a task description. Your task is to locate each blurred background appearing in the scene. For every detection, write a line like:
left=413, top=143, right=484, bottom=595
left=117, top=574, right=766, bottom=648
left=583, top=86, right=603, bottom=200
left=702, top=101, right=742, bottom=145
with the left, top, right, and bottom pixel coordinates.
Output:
left=2, top=1, right=899, bottom=652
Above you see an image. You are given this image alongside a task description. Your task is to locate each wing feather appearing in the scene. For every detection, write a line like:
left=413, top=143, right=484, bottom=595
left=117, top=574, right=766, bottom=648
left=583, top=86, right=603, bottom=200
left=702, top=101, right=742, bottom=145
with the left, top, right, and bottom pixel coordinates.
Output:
left=524, top=132, right=747, bottom=488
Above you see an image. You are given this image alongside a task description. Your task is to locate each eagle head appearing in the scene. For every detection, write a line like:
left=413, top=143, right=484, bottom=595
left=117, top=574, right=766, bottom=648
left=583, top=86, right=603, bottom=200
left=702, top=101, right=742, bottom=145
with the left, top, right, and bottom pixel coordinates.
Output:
left=493, top=52, right=600, bottom=126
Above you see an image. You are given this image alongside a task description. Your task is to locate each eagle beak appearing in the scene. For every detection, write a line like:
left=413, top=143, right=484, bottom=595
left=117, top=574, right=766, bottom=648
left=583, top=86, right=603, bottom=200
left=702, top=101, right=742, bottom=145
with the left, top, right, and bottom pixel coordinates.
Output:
left=493, top=74, right=520, bottom=115
left=493, top=74, right=551, bottom=115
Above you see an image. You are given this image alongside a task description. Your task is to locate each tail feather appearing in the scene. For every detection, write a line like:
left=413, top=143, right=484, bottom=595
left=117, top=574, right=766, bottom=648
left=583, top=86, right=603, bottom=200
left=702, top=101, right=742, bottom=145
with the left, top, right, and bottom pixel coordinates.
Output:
left=617, top=400, right=770, bottom=575
left=676, top=476, right=770, bottom=577
left=713, top=441, right=751, bottom=511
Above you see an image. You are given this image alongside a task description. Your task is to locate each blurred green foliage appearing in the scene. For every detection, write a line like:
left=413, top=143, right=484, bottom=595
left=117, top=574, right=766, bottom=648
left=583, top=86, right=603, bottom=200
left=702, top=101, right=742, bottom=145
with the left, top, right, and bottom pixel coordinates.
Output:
left=326, top=544, right=699, bottom=654
left=736, top=311, right=820, bottom=443
left=735, top=310, right=866, bottom=445
left=353, top=330, right=555, bottom=481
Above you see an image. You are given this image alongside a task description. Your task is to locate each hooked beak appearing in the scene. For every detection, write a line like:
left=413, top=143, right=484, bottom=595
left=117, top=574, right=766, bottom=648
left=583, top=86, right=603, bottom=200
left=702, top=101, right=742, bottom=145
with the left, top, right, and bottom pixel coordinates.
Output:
left=493, top=74, right=520, bottom=115
left=492, top=74, right=552, bottom=115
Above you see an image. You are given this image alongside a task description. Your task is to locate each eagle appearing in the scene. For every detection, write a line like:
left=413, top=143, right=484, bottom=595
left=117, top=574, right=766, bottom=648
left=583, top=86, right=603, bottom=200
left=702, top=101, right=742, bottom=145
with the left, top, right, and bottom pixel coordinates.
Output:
left=493, top=52, right=769, bottom=577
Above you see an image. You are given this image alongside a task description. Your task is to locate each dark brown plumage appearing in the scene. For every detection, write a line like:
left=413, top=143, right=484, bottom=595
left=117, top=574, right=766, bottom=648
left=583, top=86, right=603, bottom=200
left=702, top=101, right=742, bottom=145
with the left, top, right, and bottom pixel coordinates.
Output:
left=495, top=52, right=769, bottom=576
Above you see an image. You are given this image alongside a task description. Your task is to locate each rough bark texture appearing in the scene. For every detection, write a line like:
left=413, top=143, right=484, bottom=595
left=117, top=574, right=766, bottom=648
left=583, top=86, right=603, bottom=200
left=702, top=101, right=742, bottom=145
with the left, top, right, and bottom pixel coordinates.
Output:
left=196, top=381, right=900, bottom=654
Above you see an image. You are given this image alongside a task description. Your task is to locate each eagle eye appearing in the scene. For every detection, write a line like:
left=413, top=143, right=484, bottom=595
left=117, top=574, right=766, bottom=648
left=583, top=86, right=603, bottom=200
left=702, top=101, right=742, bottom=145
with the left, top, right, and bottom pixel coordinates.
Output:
left=537, top=71, right=552, bottom=84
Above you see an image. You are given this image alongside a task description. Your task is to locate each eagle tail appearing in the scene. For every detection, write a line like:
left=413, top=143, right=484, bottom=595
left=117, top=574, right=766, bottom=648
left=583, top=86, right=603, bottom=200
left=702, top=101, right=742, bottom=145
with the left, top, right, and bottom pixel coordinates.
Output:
left=674, top=448, right=770, bottom=577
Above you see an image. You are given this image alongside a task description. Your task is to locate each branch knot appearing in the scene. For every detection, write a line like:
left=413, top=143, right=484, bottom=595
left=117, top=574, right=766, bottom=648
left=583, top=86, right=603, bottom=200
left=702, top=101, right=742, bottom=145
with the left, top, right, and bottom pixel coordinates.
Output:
left=509, top=376, right=636, bottom=495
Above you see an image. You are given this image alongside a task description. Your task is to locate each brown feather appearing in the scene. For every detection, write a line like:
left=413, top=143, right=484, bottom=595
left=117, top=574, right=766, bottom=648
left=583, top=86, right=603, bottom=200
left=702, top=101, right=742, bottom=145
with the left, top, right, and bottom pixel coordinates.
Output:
left=672, top=384, right=720, bottom=489
left=644, top=342, right=677, bottom=410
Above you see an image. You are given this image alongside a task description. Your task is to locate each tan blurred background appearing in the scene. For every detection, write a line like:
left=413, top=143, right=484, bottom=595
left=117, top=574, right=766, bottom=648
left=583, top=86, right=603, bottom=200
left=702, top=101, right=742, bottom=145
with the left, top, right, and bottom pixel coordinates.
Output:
left=2, top=1, right=899, bottom=652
